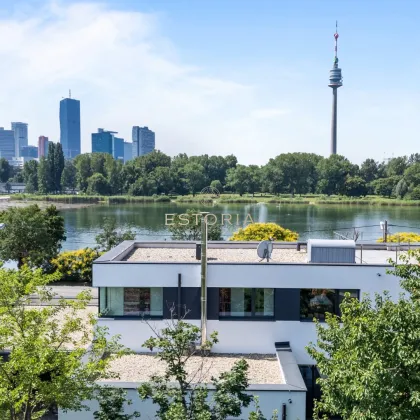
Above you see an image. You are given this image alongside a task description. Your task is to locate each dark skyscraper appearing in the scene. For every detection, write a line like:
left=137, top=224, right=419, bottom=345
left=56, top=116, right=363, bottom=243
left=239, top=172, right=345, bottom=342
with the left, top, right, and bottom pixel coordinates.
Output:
left=132, top=126, right=155, bottom=158
left=60, top=94, right=81, bottom=159
left=328, top=22, right=343, bottom=155
left=0, top=128, right=15, bottom=161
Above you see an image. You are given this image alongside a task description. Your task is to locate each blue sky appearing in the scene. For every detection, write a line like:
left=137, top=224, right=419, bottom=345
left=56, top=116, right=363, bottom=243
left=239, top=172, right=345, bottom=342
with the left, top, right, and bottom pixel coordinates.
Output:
left=0, top=0, right=419, bottom=164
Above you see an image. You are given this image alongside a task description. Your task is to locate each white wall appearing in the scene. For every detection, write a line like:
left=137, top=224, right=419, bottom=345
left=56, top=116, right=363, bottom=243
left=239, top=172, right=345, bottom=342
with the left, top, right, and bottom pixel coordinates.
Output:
left=95, top=262, right=401, bottom=300
left=59, top=387, right=306, bottom=420
left=93, top=263, right=200, bottom=287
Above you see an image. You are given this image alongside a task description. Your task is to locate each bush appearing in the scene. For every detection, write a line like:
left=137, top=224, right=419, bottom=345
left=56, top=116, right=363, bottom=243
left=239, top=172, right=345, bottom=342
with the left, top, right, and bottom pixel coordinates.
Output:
left=377, top=232, right=420, bottom=243
left=409, top=186, right=420, bottom=200
left=51, top=248, right=102, bottom=283
left=229, top=222, right=299, bottom=241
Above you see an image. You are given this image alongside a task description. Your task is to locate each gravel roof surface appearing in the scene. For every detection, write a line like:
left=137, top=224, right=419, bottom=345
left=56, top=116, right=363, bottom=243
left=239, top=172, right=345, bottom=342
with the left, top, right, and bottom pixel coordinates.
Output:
left=106, top=353, right=283, bottom=384
left=125, top=247, right=307, bottom=263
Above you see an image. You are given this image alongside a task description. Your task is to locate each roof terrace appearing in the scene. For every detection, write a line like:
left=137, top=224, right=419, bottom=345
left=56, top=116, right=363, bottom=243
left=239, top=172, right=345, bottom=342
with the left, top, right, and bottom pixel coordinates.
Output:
left=95, top=241, right=420, bottom=266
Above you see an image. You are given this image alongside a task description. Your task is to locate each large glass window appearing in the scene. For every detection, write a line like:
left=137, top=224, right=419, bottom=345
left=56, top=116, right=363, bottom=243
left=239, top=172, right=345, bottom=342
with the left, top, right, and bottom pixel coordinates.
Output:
left=219, top=288, right=274, bottom=318
left=300, top=289, right=359, bottom=321
left=99, top=287, right=163, bottom=317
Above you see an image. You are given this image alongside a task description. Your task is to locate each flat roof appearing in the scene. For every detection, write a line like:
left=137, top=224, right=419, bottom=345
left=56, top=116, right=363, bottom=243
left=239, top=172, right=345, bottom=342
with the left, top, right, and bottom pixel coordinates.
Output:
left=106, top=353, right=284, bottom=384
left=96, top=241, right=420, bottom=265
left=126, top=247, right=307, bottom=263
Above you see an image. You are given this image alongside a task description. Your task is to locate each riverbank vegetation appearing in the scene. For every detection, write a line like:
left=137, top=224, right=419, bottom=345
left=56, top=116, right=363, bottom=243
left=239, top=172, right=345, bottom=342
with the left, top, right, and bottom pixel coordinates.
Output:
left=5, top=150, right=420, bottom=203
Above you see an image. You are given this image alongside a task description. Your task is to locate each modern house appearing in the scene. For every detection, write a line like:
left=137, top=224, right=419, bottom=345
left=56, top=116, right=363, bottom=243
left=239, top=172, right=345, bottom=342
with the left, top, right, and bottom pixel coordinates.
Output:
left=61, top=238, right=410, bottom=419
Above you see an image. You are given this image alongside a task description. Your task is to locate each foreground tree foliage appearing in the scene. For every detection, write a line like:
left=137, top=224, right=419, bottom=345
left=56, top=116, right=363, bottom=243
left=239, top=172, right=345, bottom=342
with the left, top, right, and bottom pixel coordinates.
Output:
left=93, top=387, right=140, bottom=420
left=229, top=222, right=298, bottom=242
left=138, top=316, right=277, bottom=420
left=307, top=250, right=420, bottom=420
left=95, top=217, right=136, bottom=251
left=0, top=267, right=127, bottom=419
left=168, top=210, right=223, bottom=241
left=0, top=205, right=66, bottom=268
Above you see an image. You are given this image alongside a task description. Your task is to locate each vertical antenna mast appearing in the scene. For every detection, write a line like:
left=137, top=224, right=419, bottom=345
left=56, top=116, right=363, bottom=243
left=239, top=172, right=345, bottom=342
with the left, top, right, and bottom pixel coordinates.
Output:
left=69, top=89, right=71, bottom=99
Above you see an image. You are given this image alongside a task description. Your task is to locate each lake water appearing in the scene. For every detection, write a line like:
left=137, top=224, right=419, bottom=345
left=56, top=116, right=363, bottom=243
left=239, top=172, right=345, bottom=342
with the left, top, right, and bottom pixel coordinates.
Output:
left=61, top=203, right=420, bottom=250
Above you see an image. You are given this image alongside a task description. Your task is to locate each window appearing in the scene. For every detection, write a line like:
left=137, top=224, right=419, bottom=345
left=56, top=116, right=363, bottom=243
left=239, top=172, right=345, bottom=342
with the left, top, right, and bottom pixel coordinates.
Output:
left=300, top=289, right=359, bottom=321
left=99, top=287, right=163, bottom=317
left=219, top=288, right=274, bottom=318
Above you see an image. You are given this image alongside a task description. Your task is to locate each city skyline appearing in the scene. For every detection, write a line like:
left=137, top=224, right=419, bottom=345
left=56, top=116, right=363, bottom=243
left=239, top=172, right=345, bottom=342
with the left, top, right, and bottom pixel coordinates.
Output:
left=1, top=1, right=420, bottom=164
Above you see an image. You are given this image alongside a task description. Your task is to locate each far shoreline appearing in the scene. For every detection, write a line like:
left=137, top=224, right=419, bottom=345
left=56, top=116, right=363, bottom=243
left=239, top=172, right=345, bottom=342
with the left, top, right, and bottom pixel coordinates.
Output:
left=4, top=193, right=420, bottom=208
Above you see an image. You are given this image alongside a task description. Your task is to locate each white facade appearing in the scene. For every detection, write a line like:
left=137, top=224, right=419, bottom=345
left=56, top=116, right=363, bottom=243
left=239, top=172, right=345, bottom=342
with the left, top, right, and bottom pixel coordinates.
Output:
left=94, top=261, right=400, bottom=363
left=77, top=240, right=408, bottom=420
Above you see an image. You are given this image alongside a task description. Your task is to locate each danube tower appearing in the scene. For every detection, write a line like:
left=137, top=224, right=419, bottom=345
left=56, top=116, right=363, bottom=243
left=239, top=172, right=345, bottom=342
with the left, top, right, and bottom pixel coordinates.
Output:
left=328, top=22, right=343, bottom=155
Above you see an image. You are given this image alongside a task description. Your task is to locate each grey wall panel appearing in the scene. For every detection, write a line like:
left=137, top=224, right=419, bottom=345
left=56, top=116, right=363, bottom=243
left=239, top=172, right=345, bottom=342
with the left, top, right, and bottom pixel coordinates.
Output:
left=182, top=287, right=201, bottom=319
left=275, top=289, right=300, bottom=321
left=207, top=288, right=220, bottom=320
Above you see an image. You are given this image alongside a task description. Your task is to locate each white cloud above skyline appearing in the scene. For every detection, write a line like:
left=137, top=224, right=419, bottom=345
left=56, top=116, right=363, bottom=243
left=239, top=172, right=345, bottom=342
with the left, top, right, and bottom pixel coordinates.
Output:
left=1, top=1, right=419, bottom=165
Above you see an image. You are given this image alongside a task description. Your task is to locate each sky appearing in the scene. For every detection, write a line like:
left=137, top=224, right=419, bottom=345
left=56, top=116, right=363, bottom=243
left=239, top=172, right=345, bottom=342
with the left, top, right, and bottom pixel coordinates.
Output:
left=0, top=0, right=419, bottom=165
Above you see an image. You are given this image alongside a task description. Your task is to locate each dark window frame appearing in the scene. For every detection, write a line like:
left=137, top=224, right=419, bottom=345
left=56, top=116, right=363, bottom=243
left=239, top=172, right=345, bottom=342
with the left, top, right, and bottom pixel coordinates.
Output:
left=300, top=288, right=360, bottom=322
left=218, top=287, right=275, bottom=320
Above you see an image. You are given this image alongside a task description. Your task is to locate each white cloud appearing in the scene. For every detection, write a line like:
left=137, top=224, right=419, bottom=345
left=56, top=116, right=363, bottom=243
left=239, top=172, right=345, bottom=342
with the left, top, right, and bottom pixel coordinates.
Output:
left=0, top=1, right=284, bottom=164
left=1, top=2, right=419, bottom=166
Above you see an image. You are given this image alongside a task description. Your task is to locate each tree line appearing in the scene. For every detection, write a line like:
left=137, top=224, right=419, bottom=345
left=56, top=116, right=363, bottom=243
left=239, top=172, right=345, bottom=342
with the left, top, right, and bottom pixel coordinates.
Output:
left=2, top=150, right=420, bottom=198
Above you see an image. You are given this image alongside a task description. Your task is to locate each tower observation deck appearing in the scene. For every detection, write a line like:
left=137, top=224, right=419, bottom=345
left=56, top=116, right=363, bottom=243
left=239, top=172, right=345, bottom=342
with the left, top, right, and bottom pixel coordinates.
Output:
left=329, top=22, right=343, bottom=155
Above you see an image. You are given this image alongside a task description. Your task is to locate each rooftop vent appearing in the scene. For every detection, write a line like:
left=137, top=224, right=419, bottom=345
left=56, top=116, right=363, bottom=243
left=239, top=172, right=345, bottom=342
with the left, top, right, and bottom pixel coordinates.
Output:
left=307, top=239, right=355, bottom=264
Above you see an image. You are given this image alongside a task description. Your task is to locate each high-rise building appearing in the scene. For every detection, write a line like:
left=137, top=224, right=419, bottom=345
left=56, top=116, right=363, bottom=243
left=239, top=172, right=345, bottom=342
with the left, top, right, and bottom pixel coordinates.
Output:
left=21, top=145, right=38, bottom=158
left=11, top=122, right=28, bottom=158
left=38, top=136, right=49, bottom=157
left=132, top=126, right=155, bottom=158
left=124, top=141, right=132, bottom=163
left=92, top=128, right=116, bottom=155
left=328, top=22, right=343, bottom=155
left=113, top=137, right=124, bottom=162
left=60, top=95, right=81, bottom=159
left=0, top=128, right=15, bottom=161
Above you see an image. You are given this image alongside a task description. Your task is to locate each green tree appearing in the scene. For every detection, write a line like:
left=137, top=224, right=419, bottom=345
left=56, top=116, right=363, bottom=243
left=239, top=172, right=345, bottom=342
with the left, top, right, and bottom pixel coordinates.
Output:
left=152, top=166, right=173, bottom=195
left=105, top=154, right=123, bottom=195
left=128, top=176, right=157, bottom=196
left=87, top=173, right=110, bottom=195
left=139, top=319, right=258, bottom=420
left=184, top=162, right=206, bottom=196
left=61, top=160, right=77, bottom=192
left=95, top=217, right=136, bottom=251
left=4, top=181, right=11, bottom=194
left=403, top=162, right=420, bottom=188
left=93, top=387, right=140, bottom=420
left=307, top=250, right=420, bottom=420
left=395, top=178, right=409, bottom=199
left=91, top=153, right=108, bottom=176
left=359, top=158, right=379, bottom=183
left=343, top=176, right=367, bottom=197
left=168, top=210, right=222, bottom=241
left=74, top=154, right=92, bottom=193
left=385, top=156, right=408, bottom=177
left=0, top=158, right=11, bottom=183
left=0, top=266, right=127, bottom=420
left=23, top=160, right=39, bottom=193
left=246, top=165, right=261, bottom=196
left=371, top=176, right=401, bottom=198
left=37, top=156, right=52, bottom=194
left=53, top=142, right=65, bottom=192
left=409, top=186, right=420, bottom=200
left=210, top=179, right=223, bottom=193
left=316, top=155, right=356, bottom=195
left=0, top=205, right=66, bottom=268
left=226, top=165, right=249, bottom=196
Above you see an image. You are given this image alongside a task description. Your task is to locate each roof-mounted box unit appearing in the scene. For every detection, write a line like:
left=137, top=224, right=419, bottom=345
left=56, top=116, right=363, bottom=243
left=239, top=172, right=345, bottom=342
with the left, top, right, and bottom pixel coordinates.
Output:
left=307, top=239, right=356, bottom=264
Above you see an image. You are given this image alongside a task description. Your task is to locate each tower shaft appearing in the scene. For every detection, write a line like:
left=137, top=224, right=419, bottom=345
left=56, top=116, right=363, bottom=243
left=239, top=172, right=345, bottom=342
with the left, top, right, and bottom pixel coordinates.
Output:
left=331, top=87, right=338, bottom=155
left=328, top=21, right=342, bottom=155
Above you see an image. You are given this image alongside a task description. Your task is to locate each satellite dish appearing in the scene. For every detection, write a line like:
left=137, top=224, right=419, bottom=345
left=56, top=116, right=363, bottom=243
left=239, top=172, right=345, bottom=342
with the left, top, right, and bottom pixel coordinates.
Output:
left=257, top=239, right=273, bottom=262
